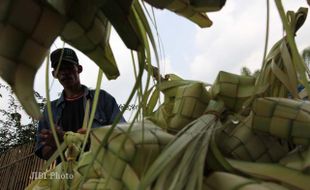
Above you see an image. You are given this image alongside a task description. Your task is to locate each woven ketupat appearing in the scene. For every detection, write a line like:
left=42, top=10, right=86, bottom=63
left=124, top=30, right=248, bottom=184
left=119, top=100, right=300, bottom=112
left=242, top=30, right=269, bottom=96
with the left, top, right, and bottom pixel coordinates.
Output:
left=252, top=97, right=310, bottom=145
left=0, top=0, right=120, bottom=119
left=26, top=132, right=85, bottom=190
left=148, top=77, right=190, bottom=129
left=216, top=115, right=289, bottom=162
left=99, top=0, right=143, bottom=50
left=76, top=120, right=174, bottom=190
left=211, top=71, right=256, bottom=113
left=138, top=100, right=225, bottom=190
left=0, top=0, right=66, bottom=119
left=151, top=81, right=210, bottom=132
left=49, top=0, right=120, bottom=80
left=169, top=82, right=210, bottom=131
left=26, top=156, right=81, bottom=190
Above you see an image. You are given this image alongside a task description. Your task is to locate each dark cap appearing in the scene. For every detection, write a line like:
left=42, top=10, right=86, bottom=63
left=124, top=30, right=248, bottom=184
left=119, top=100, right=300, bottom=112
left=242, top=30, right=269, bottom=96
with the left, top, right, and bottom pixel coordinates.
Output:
left=50, top=48, right=79, bottom=68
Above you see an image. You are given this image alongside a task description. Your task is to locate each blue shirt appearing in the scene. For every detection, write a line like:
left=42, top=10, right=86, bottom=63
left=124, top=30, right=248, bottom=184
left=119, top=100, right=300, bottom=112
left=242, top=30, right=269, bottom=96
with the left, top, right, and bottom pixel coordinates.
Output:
left=35, top=85, right=125, bottom=159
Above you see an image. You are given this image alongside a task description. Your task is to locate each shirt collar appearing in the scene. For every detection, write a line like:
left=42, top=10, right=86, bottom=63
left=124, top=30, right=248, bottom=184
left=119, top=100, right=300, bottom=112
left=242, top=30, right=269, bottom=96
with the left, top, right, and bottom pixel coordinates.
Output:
left=56, top=85, right=92, bottom=107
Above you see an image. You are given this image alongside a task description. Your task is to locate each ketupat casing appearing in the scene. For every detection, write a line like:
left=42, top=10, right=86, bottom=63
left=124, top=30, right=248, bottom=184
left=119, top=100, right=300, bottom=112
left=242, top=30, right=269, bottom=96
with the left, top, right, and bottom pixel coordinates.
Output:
left=252, top=97, right=310, bottom=146
left=150, top=79, right=210, bottom=132
left=76, top=120, right=174, bottom=190
left=210, top=71, right=256, bottom=113
left=216, top=115, right=289, bottom=162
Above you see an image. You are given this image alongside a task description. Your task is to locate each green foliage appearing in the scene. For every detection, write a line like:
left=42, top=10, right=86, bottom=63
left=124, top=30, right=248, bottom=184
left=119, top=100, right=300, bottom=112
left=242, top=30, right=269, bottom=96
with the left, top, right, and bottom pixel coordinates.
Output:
left=240, top=66, right=260, bottom=78
left=302, top=46, right=310, bottom=67
left=0, top=83, right=45, bottom=153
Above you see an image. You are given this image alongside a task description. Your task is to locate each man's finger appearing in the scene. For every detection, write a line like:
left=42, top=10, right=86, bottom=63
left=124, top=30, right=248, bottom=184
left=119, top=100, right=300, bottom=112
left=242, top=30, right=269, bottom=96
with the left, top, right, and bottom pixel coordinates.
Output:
left=77, top=128, right=87, bottom=134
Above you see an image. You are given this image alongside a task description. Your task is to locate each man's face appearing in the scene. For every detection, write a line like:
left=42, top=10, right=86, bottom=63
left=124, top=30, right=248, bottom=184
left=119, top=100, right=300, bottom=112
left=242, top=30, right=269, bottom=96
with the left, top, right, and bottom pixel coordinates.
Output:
left=53, top=63, right=81, bottom=88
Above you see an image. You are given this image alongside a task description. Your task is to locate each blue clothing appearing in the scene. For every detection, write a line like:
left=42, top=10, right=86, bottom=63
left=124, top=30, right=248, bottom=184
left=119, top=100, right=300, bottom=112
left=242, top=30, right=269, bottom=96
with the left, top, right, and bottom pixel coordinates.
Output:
left=35, top=85, right=125, bottom=159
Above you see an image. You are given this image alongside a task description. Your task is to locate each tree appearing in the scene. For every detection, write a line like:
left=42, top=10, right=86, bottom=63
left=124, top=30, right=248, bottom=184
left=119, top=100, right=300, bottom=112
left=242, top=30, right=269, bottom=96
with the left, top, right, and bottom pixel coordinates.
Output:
left=240, top=66, right=260, bottom=78
left=0, top=83, right=45, bottom=153
left=302, top=46, right=310, bottom=68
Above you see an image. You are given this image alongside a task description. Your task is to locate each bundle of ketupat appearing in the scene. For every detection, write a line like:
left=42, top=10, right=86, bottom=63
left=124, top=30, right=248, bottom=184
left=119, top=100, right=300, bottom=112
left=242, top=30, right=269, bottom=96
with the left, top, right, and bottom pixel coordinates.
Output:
left=76, top=120, right=173, bottom=190
left=27, top=120, right=174, bottom=190
left=8, top=1, right=310, bottom=189
left=204, top=97, right=310, bottom=189
left=27, top=97, right=310, bottom=190
left=149, top=74, right=210, bottom=132
left=139, top=100, right=225, bottom=190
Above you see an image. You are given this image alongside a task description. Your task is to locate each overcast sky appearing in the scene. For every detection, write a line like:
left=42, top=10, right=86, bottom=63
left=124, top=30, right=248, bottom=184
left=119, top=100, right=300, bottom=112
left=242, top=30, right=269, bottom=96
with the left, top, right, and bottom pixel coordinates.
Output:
left=1, top=1, right=310, bottom=121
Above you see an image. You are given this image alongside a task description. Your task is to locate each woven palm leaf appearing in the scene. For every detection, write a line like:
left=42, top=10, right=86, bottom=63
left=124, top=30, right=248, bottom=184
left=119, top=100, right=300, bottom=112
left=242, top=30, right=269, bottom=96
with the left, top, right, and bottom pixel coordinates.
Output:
left=143, top=0, right=224, bottom=27
left=147, top=75, right=192, bottom=129
left=204, top=172, right=290, bottom=190
left=0, top=0, right=66, bottom=119
left=26, top=132, right=85, bottom=190
left=252, top=97, right=310, bottom=146
left=139, top=100, right=224, bottom=190
left=0, top=0, right=158, bottom=119
left=216, top=115, right=289, bottom=163
left=251, top=97, right=310, bottom=174
left=169, top=82, right=210, bottom=131
left=210, top=71, right=257, bottom=113
left=226, top=158, right=310, bottom=189
left=279, top=148, right=308, bottom=171
left=99, top=0, right=144, bottom=50
left=47, top=0, right=120, bottom=80
left=256, top=7, right=309, bottom=99
left=149, top=75, right=210, bottom=132
left=76, top=120, right=173, bottom=190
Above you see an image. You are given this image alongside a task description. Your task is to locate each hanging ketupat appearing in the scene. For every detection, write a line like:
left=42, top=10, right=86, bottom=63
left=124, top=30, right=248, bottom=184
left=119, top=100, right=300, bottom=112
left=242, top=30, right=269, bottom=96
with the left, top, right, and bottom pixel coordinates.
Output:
left=149, top=74, right=210, bottom=132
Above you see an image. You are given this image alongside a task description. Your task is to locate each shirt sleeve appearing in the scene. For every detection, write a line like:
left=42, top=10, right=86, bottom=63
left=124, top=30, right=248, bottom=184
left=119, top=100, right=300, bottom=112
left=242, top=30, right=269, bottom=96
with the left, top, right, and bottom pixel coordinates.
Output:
left=101, top=90, right=126, bottom=124
left=34, top=107, right=50, bottom=159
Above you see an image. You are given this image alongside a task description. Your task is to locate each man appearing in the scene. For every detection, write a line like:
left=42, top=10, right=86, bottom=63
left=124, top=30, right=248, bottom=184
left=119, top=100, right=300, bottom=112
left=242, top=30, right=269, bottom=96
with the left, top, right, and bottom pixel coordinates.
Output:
left=35, top=48, right=125, bottom=160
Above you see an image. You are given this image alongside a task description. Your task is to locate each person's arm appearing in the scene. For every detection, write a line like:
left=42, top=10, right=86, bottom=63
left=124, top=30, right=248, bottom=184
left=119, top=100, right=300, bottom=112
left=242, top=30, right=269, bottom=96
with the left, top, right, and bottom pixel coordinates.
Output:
left=41, top=144, right=56, bottom=160
left=39, top=128, right=64, bottom=160
left=34, top=109, right=49, bottom=159
left=101, top=90, right=126, bottom=124
left=35, top=108, right=64, bottom=160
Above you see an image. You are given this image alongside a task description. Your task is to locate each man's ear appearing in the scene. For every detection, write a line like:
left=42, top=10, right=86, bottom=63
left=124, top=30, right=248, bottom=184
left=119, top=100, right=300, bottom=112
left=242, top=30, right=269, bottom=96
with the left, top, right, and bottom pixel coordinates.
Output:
left=77, top=65, right=83, bottom=73
left=52, top=70, right=57, bottom=78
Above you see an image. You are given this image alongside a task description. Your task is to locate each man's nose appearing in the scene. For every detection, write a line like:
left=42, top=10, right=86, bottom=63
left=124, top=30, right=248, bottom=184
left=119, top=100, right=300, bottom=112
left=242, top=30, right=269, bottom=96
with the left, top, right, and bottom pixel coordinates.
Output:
left=59, top=68, right=71, bottom=74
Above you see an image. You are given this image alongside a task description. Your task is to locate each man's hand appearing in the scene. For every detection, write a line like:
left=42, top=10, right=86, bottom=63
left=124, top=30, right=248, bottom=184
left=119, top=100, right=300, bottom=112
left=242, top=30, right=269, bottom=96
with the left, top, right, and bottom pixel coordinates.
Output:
left=40, top=127, right=64, bottom=148
left=40, top=127, right=86, bottom=160
left=40, top=127, right=64, bottom=160
left=77, top=128, right=87, bottom=134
